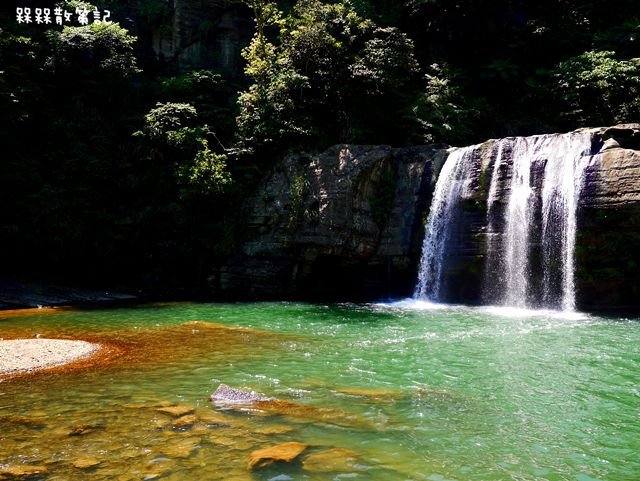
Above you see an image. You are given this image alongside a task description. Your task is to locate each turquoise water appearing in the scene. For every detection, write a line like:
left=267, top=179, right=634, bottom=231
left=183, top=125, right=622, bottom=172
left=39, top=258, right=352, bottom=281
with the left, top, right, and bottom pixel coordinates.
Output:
left=1, top=301, right=639, bottom=480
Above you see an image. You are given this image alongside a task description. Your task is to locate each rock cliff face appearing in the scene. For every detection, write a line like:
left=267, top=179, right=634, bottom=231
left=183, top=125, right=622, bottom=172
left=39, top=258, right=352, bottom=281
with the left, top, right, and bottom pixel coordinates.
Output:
left=212, top=124, right=640, bottom=309
left=576, top=125, right=640, bottom=309
left=151, top=0, right=252, bottom=76
left=210, top=145, right=447, bottom=300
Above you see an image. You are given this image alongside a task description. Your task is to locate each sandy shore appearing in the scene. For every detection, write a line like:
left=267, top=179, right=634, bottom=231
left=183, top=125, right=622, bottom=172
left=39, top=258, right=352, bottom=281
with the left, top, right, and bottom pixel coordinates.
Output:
left=0, top=339, right=100, bottom=376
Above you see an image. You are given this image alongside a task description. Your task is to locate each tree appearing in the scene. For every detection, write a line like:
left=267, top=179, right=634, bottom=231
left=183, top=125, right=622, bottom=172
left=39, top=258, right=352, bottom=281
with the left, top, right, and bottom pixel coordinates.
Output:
left=236, top=0, right=421, bottom=155
left=553, top=50, right=640, bottom=126
left=236, top=0, right=309, bottom=155
left=412, top=63, right=480, bottom=144
left=136, top=101, right=232, bottom=198
left=46, top=22, right=139, bottom=81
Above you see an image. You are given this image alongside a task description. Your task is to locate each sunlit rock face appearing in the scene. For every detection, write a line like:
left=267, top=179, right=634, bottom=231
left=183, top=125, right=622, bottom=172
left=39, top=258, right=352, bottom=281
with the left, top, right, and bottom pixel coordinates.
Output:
left=575, top=124, right=640, bottom=309
left=210, top=144, right=448, bottom=300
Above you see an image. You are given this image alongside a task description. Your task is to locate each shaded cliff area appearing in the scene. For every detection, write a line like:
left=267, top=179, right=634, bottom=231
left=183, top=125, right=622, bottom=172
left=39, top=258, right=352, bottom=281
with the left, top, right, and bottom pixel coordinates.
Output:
left=210, top=145, right=447, bottom=300
left=147, top=0, right=252, bottom=77
left=213, top=125, right=640, bottom=310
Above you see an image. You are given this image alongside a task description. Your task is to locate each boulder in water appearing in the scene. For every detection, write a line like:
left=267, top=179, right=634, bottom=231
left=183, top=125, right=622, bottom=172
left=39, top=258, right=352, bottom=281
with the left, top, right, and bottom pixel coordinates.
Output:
left=333, top=386, right=402, bottom=401
left=172, top=414, right=198, bottom=428
left=210, top=383, right=270, bottom=405
left=161, top=437, right=201, bottom=459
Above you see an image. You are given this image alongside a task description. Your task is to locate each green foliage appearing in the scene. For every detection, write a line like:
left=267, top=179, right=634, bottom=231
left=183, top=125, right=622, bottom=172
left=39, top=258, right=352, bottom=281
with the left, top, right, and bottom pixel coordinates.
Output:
left=236, top=0, right=421, bottom=154
left=46, top=22, right=139, bottom=79
left=156, top=70, right=237, bottom=148
left=0, top=29, right=40, bottom=124
left=350, top=27, right=419, bottom=93
left=178, top=139, right=232, bottom=197
left=412, top=64, right=479, bottom=144
left=236, top=0, right=309, bottom=155
left=161, top=70, right=223, bottom=97
left=287, top=174, right=311, bottom=231
left=553, top=50, right=640, bottom=126
left=594, top=22, right=640, bottom=57
left=142, top=102, right=198, bottom=138
left=136, top=102, right=232, bottom=193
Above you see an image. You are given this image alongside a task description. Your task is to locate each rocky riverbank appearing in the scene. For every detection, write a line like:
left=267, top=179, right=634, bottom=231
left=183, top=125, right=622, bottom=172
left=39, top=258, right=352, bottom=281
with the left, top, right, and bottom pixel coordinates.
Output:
left=0, top=279, right=138, bottom=310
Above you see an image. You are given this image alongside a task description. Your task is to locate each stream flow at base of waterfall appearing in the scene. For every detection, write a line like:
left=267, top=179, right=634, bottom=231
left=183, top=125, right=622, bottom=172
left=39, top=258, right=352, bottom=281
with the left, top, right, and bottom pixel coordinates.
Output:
left=1, top=302, right=638, bottom=481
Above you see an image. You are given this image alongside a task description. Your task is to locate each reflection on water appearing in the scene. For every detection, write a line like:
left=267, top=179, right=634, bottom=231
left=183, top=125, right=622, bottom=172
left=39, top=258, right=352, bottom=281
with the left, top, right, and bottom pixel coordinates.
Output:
left=1, top=302, right=639, bottom=481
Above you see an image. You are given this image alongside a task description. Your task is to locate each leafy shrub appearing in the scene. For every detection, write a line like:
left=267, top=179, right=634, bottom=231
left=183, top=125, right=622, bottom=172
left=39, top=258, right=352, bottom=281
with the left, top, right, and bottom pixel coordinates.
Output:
left=553, top=50, right=640, bottom=126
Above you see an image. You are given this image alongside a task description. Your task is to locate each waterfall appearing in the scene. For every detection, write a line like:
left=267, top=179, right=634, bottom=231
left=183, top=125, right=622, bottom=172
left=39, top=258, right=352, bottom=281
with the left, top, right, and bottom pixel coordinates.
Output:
left=414, top=146, right=477, bottom=301
left=502, top=137, right=535, bottom=307
left=539, top=132, right=594, bottom=311
left=415, top=131, right=595, bottom=311
left=486, top=132, right=593, bottom=310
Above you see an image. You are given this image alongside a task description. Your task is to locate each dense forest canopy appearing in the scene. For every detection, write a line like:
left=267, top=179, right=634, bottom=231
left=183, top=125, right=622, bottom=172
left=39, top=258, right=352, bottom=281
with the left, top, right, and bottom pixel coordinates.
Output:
left=0, top=0, right=639, bottom=289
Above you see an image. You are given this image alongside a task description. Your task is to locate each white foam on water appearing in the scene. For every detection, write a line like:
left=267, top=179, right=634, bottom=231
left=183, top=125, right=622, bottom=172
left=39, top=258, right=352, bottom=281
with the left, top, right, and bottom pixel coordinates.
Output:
left=480, top=305, right=589, bottom=321
left=375, top=298, right=457, bottom=311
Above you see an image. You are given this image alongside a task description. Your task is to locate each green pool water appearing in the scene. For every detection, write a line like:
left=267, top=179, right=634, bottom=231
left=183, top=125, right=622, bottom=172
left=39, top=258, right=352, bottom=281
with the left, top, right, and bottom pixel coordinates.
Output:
left=1, top=301, right=639, bottom=481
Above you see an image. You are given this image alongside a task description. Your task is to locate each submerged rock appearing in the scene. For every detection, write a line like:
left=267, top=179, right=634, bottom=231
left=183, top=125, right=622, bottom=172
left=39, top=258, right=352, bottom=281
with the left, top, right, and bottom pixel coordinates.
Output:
left=210, top=384, right=375, bottom=429
left=161, top=437, right=200, bottom=459
left=195, top=410, right=235, bottom=427
left=172, top=414, right=198, bottom=428
left=67, top=424, right=104, bottom=436
left=156, top=405, right=195, bottom=417
left=1, top=415, right=47, bottom=429
left=247, top=442, right=309, bottom=470
left=251, top=399, right=371, bottom=428
left=253, top=424, right=296, bottom=435
left=0, top=465, right=48, bottom=478
left=302, top=448, right=362, bottom=473
left=73, top=458, right=101, bottom=469
left=333, top=386, right=402, bottom=401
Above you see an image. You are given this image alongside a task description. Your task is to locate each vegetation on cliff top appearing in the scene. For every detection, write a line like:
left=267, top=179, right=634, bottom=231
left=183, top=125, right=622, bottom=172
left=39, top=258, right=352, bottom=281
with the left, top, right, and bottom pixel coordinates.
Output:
left=0, top=0, right=638, bottom=287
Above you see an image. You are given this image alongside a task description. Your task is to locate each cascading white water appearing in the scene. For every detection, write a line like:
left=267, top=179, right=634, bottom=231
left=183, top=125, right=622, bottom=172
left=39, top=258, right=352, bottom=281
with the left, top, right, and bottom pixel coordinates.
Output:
left=486, top=131, right=594, bottom=311
left=539, top=132, right=593, bottom=311
left=415, top=131, right=594, bottom=311
left=502, top=137, right=535, bottom=307
left=414, top=146, right=477, bottom=301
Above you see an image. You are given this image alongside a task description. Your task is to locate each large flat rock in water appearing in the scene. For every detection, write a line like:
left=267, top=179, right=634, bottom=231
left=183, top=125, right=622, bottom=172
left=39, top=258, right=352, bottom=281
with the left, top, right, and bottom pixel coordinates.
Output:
left=0, top=339, right=100, bottom=376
